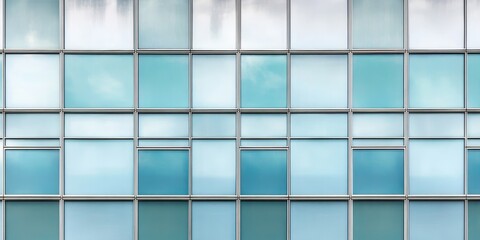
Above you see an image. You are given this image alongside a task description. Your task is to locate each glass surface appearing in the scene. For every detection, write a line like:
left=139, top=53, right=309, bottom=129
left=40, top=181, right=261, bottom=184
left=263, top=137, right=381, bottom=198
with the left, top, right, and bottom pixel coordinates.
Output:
left=138, top=150, right=189, bottom=195
left=6, top=140, right=60, bottom=147
left=241, top=114, right=286, bottom=137
left=6, top=54, right=59, bottom=108
left=138, top=140, right=189, bottom=147
left=139, top=55, right=189, bottom=108
left=65, top=201, right=133, bottom=240
left=65, top=55, right=134, bottom=108
left=352, top=139, right=404, bottom=147
left=64, top=140, right=133, bottom=195
left=352, top=114, right=403, bottom=137
left=469, top=150, right=480, bottom=194
left=193, top=0, right=235, bottom=49
left=469, top=54, right=480, bottom=107
left=65, top=114, right=133, bottom=137
left=6, top=114, right=60, bottom=138
left=353, top=54, right=403, bottom=108
left=65, top=0, right=133, bottom=50
left=139, top=0, right=188, bottom=49
left=409, top=140, right=464, bottom=195
left=241, top=201, right=286, bottom=240
left=291, top=114, right=347, bottom=137
left=6, top=201, right=59, bottom=240
left=192, top=201, right=236, bottom=240
left=291, top=55, right=348, bottom=108
left=241, top=151, right=287, bottom=195
left=468, top=0, right=480, bottom=48
left=241, top=140, right=287, bottom=147
left=192, top=114, right=235, bottom=137
left=192, top=55, right=236, bottom=108
left=410, top=113, right=464, bottom=137
left=139, top=114, right=188, bottom=138
left=469, top=201, right=480, bottom=240
left=291, top=140, right=348, bottom=195
left=354, top=201, right=404, bottom=240
left=139, top=201, right=188, bottom=240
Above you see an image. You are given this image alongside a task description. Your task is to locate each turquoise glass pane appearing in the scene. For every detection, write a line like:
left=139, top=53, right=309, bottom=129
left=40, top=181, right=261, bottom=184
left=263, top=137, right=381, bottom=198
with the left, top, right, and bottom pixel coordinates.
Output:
left=469, top=201, right=480, bottom=240
left=240, top=201, right=286, bottom=240
left=354, top=201, right=404, bottom=240
left=139, top=114, right=189, bottom=138
left=241, top=114, right=287, bottom=137
left=192, top=114, right=235, bottom=137
left=469, top=54, right=480, bottom=107
left=410, top=201, right=464, bottom=240
left=241, top=55, right=287, bottom=108
left=65, top=55, right=133, bottom=108
left=409, top=54, right=464, bottom=108
left=192, top=201, right=236, bottom=240
left=6, top=201, right=59, bottom=240
left=353, top=150, right=404, bottom=194
left=291, top=201, right=347, bottom=240
left=139, top=201, right=188, bottom=240
left=410, top=113, right=464, bottom=137
left=6, top=150, right=59, bottom=195
left=291, top=114, right=347, bottom=137
left=139, top=55, right=189, bottom=108
left=241, top=150, right=287, bottom=195
left=469, top=150, right=480, bottom=194
left=353, top=54, right=403, bottom=108
left=65, top=201, right=133, bottom=240
left=6, top=113, right=60, bottom=138
left=352, top=113, right=403, bottom=137
left=138, top=150, right=189, bottom=195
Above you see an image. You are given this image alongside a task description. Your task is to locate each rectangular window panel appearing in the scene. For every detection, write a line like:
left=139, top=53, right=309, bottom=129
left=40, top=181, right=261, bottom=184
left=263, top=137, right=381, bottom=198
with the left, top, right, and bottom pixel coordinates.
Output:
left=352, top=113, right=403, bottom=138
left=469, top=150, right=480, bottom=194
left=354, top=201, right=404, bottom=240
left=241, top=150, right=287, bottom=195
left=6, top=201, right=59, bottom=240
left=468, top=54, right=480, bottom=107
left=6, top=139, right=60, bottom=147
left=353, top=139, right=404, bottom=147
left=6, top=113, right=59, bottom=138
left=192, top=201, right=236, bottom=240
left=192, top=114, right=235, bottom=137
left=241, top=201, right=286, bottom=240
left=410, top=113, right=464, bottom=138
left=139, top=201, right=188, bottom=240
left=469, top=201, right=480, bottom=240
left=193, top=0, right=235, bottom=49
left=139, top=114, right=188, bottom=138
left=291, top=114, right=347, bottom=137
left=241, top=114, right=287, bottom=138
left=65, top=114, right=133, bottom=138
left=241, top=140, right=287, bottom=147
left=138, top=140, right=189, bottom=147
left=468, top=0, right=480, bottom=48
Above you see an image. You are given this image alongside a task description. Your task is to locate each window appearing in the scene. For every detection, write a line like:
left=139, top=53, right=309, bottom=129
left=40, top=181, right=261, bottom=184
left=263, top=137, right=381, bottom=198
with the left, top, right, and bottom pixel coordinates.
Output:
left=192, top=201, right=236, bottom=240
left=193, top=0, right=235, bottom=49
left=138, top=114, right=189, bottom=138
left=65, top=114, right=133, bottom=138
left=241, top=114, right=287, bottom=138
left=6, top=113, right=59, bottom=138
left=241, top=150, right=287, bottom=195
left=192, top=114, right=236, bottom=137
left=410, top=113, right=464, bottom=138
left=469, top=201, right=480, bottom=240
left=241, top=201, right=286, bottom=240
left=139, top=201, right=188, bottom=240
left=469, top=150, right=480, bottom=194
left=468, top=0, right=480, bottom=48
left=468, top=54, right=480, bottom=107
left=291, top=114, right=347, bottom=137
left=6, top=201, right=59, bottom=240
left=352, top=114, right=403, bottom=138
left=354, top=201, right=404, bottom=240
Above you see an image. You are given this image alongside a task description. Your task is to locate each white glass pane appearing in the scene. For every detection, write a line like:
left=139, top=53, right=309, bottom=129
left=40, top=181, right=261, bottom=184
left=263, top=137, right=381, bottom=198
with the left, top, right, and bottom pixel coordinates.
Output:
left=352, top=139, right=404, bottom=147
left=139, top=114, right=188, bottom=138
left=138, top=140, right=189, bottom=147
left=192, top=114, right=235, bottom=137
left=241, top=140, right=287, bottom=147
left=291, top=114, right=347, bottom=137
left=410, top=113, right=464, bottom=138
left=468, top=0, right=480, bottom=48
left=5, top=140, right=60, bottom=147
left=6, top=114, right=59, bottom=138
left=410, top=201, right=464, bottom=240
left=192, top=202, right=236, bottom=240
left=352, top=114, right=403, bottom=137
left=241, top=114, right=287, bottom=137
left=468, top=139, right=480, bottom=146
left=193, top=0, right=235, bottom=49
left=468, top=114, right=480, bottom=137
left=65, top=114, right=133, bottom=138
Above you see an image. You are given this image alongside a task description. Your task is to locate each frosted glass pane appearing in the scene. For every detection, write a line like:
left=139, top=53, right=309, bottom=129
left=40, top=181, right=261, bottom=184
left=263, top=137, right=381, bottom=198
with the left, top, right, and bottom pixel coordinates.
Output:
left=6, top=54, right=59, bottom=108
left=291, top=55, right=347, bottom=108
left=291, top=0, right=347, bottom=49
left=138, top=140, right=189, bottom=147
left=241, top=151, right=287, bottom=195
left=468, top=54, right=480, bottom=107
left=469, top=150, right=480, bottom=194
left=241, top=114, right=287, bottom=137
left=410, top=201, right=464, bottom=240
left=410, top=113, right=464, bottom=137
left=65, top=0, right=133, bottom=50
left=139, top=201, right=188, bottom=240
left=354, top=201, right=404, bottom=240
left=291, top=140, right=347, bottom=195
left=352, top=139, right=404, bottom=146
left=468, top=139, right=480, bottom=146
left=193, top=0, right=235, bottom=49
left=409, top=140, right=464, bottom=195
left=193, top=55, right=236, bottom=108
left=65, top=140, right=133, bottom=195
left=241, top=140, right=287, bottom=147
left=470, top=201, right=480, bottom=240
left=352, top=114, right=403, bottom=137
left=468, top=0, right=480, bottom=48
left=6, top=201, right=59, bottom=240
left=193, top=114, right=235, bottom=137
left=139, top=114, right=188, bottom=138
left=139, top=0, right=188, bottom=49
left=192, top=141, right=236, bottom=195
left=65, top=114, right=133, bottom=137
left=6, top=114, right=59, bottom=138
left=241, top=201, right=286, bottom=240
left=6, top=140, right=60, bottom=147
left=291, top=114, right=347, bottom=137
left=192, top=202, right=236, bottom=240
left=409, top=0, right=463, bottom=49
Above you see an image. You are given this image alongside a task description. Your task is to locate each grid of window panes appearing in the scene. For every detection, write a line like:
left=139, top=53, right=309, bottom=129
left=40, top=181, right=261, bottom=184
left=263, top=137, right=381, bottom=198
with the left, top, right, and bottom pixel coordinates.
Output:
left=1, top=0, right=480, bottom=240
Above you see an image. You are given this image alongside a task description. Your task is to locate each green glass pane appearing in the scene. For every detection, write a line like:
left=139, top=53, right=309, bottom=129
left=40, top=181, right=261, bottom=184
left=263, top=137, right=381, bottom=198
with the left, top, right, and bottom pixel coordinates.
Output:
left=354, top=201, right=404, bottom=240
left=6, top=201, right=59, bottom=240
left=469, top=201, right=480, bottom=240
left=241, top=150, right=287, bottom=195
left=468, top=54, right=480, bottom=108
left=139, top=201, right=188, bottom=240
left=241, top=201, right=286, bottom=240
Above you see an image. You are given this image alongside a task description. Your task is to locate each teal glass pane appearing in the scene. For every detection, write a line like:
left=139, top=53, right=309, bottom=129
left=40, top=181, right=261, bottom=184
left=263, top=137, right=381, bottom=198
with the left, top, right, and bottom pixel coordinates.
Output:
left=192, top=114, right=235, bottom=137
left=469, top=150, right=480, bottom=194
left=410, top=201, right=464, bottom=240
left=138, top=150, right=188, bottom=195
left=241, top=114, right=287, bottom=137
left=352, top=113, right=403, bottom=137
left=240, top=201, right=286, bottom=240
left=353, top=54, right=403, bottom=108
left=6, top=0, right=59, bottom=49
left=6, top=114, right=60, bottom=138
left=353, top=0, right=403, bottom=49
left=354, top=201, right=404, bottom=240
left=139, top=201, right=188, bottom=240
left=241, top=55, right=287, bottom=108
left=291, top=201, right=347, bottom=240
left=291, top=114, right=347, bottom=137
left=65, top=55, right=134, bottom=108
left=469, top=201, right=480, bottom=240
left=139, top=0, right=188, bottom=48
left=65, top=201, right=133, bottom=240
left=139, top=55, right=189, bottom=108
left=410, top=113, right=464, bottom=137
left=469, top=54, right=480, bottom=107
left=6, top=201, right=59, bottom=240
left=241, top=150, right=287, bottom=195
left=139, top=114, right=188, bottom=138
left=192, top=201, right=236, bottom=240
left=409, top=54, right=464, bottom=108
left=65, top=114, right=133, bottom=138
left=6, top=150, right=59, bottom=195
left=353, top=150, right=404, bottom=194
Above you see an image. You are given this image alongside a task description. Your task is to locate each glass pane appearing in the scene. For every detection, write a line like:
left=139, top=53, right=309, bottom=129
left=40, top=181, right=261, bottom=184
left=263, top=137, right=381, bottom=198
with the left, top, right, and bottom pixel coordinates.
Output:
left=192, top=114, right=235, bottom=137
left=291, top=140, right=347, bottom=195
left=139, top=201, right=188, bottom=240
left=65, top=114, right=133, bottom=137
left=241, top=140, right=287, bottom=147
left=65, top=201, right=133, bottom=240
left=353, top=139, right=404, bottom=147
left=138, top=114, right=188, bottom=138
left=353, top=54, right=403, bottom=108
left=6, top=54, right=59, bottom=108
left=291, top=55, right=348, bottom=108
left=65, top=0, right=133, bottom=50
left=469, top=150, right=480, bottom=194
left=468, top=54, right=480, bottom=107
left=354, top=201, right=404, bottom=240
left=241, top=114, right=287, bottom=138
left=139, top=55, right=189, bottom=108
left=469, top=201, right=480, bottom=240
left=192, top=141, right=235, bottom=195
left=65, top=140, right=133, bottom=195
left=241, top=150, right=287, bottom=195
left=468, top=0, right=480, bottom=48
left=352, top=113, right=403, bottom=137
left=192, top=201, right=236, bottom=240
left=193, top=0, right=235, bottom=49
left=410, top=113, right=464, bottom=137
left=409, top=0, right=464, bottom=49
left=6, top=201, right=59, bottom=240
left=6, top=114, right=60, bottom=138
left=65, top=55, right=134, bottom=108
left=291, top=114, right=347, bottom=137
left=138, top=140, right=189, bottom=147
left=241, top=201, right=286, bottom=240
left=138, top=150, right=189, bottom=195
left=409, top=140, right=464, bottom=195
left=139, top=0, right=188, bottom=49
left=6, top=139, right=60, bottom=147
left=192, top=55, right=236, bottom=108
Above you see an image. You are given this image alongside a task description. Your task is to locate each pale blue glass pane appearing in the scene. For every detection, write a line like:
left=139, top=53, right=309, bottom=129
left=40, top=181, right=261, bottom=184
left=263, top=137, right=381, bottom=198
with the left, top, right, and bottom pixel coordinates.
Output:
left=138, top=114, right=188, bottom=138
left=6, top=54, right=59, bottom=108
left=353, top=54, right=403, bottom=108
left=469, top=114, right=480, bottom=137
left=6, top=150, right=58, bottom=195
left=354, top=201, right=404, bottom=240
left=241, top=201, right=286, bottom=240
left=241, top=114, right=287, bottom=137
left=241, top=151, right=287, bottom=195
left=0, top=58, right=2, bottom=108
left=6, top=114, right=59, bottom=138
left=65, top=140, right=133, bottom=195
left=409, top=54, right=464, bottom=108
left=353, top=150, right=404, bottom=194
left=139, top=201, right=188, bottom=240
left=6, top=0, right=59, bottom=49
left=291, top=201, right=347, bottom=240
left=5, top=140, right=60, bottom=147
left=409, top=140, right=464, bottom=195
left=469, top=201, right=480, bottom=240
left=291, top=55, right=347, bottom=108
left=192, top=141, right=235, bottom=195
left=468, top=54, right=480, bottom=107
left=193, top=0, right=235, bottom=49
left=291, top=114, right=347, bottom=137
left=193, top=55, right=236, bottom=108
left=65, top=201, right=133, bottom=240
left=352, top=114, right=403, bottom=137
left=241, top=55, right=287, bottom=108
left=138, top=150, right=188, bottom=195
left=138, top=140, right=189, bottom=147
left=139, top=0, right=188, bottom=48
left=291, top=140, right=347, bottom=195
left=410, top=113, right=464, bottom=137
left=6, top=201, right=59, bottom=240
left=65, top=114, right=133, bottom=137
left=353, top=0, right=403, bottom=49
left=352, top=139, right=404, bottom=146
left=65, top=55, right=133, bottom=108
left=192, top=202, right=235, bottom=240
left=241, top=140, right=287, bottom=147
left=192, top=114, right=235, bottom=137
left=469, top=150, right=480, bottom=194
left=410, top=201, right=464, bottom=240
left=468, top=139, right=480, bottom=146
left=139, top=55, right=188, bottom=108
left=468, top=0, right=480, bottom=48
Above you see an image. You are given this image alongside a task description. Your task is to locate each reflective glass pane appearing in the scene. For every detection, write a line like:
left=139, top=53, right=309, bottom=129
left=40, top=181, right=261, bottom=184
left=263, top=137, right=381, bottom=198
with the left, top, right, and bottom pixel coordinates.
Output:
left=410, top=113, right=464, bottom=137
left=192, top=201, right=236, bottom=240
left=469, top=201, right=480, bottom=240
left=139, top=114, right=188, bottom=138
left=65, top=114, right=133, bottom=137
left=468, top=54, right=480, bottom=107
left=192, top=114, right=235, bottom=137
left=241, top=150, right=287, bottom=195
left=468, top=0, right=480, bottom=48
left=241, top=114, right=287, bottom=137
left=193, top=0, right=235, bottom=49
left=6, top=201, right=59, bottom=240
left=241, top=201, right=286, bottom=240
left=241, top=140, right=287, bottom=147
left=291, top=114, right=347, bottom=137
left=6, top=139, right=59, bottom=147
left=469, top=150, right=480, bottom=194
left=354, top=201, right=404, bottom=240
left=352, top=114, right=403, bottom=137
left=139, top=201, right=188, bottom=240
left=353, top=139, right=404, bottom=147
left=138, top=140, right=189, bottom=147
left=6, top=114, right=59, bottom=138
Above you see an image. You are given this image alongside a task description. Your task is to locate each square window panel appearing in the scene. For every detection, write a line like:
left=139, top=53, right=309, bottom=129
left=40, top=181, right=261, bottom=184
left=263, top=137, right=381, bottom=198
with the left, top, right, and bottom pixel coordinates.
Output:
left=139, top=201, right=188, bottom=240
left=354, top=201, right=404, bottom=240
left=138, top=114, right=189, bottom=138
left=192, top=0, right=235, bottom=49
left=291, top=114, right=347, bottom=137
left=352, top=113, right=403, bottom=138
left=192, top=201, right=235, bottom=240
left=6, top=114, right=59, bottom=138
left=469, top=201, right=480, bottom=240
left=410, top=113, right=464, bottom=138
left=192, top=114, right=235, bottom=137
left=469, top=150, right=480, bottom=194
left=241, top=201, right=286, bottom=240
left=468, top=0, right=480, bottom=48
left=6, top=201, right=59, bottom=240
left=468, top=54, right=480, bottom=107
left=241, top=150, right=287, bottom=195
